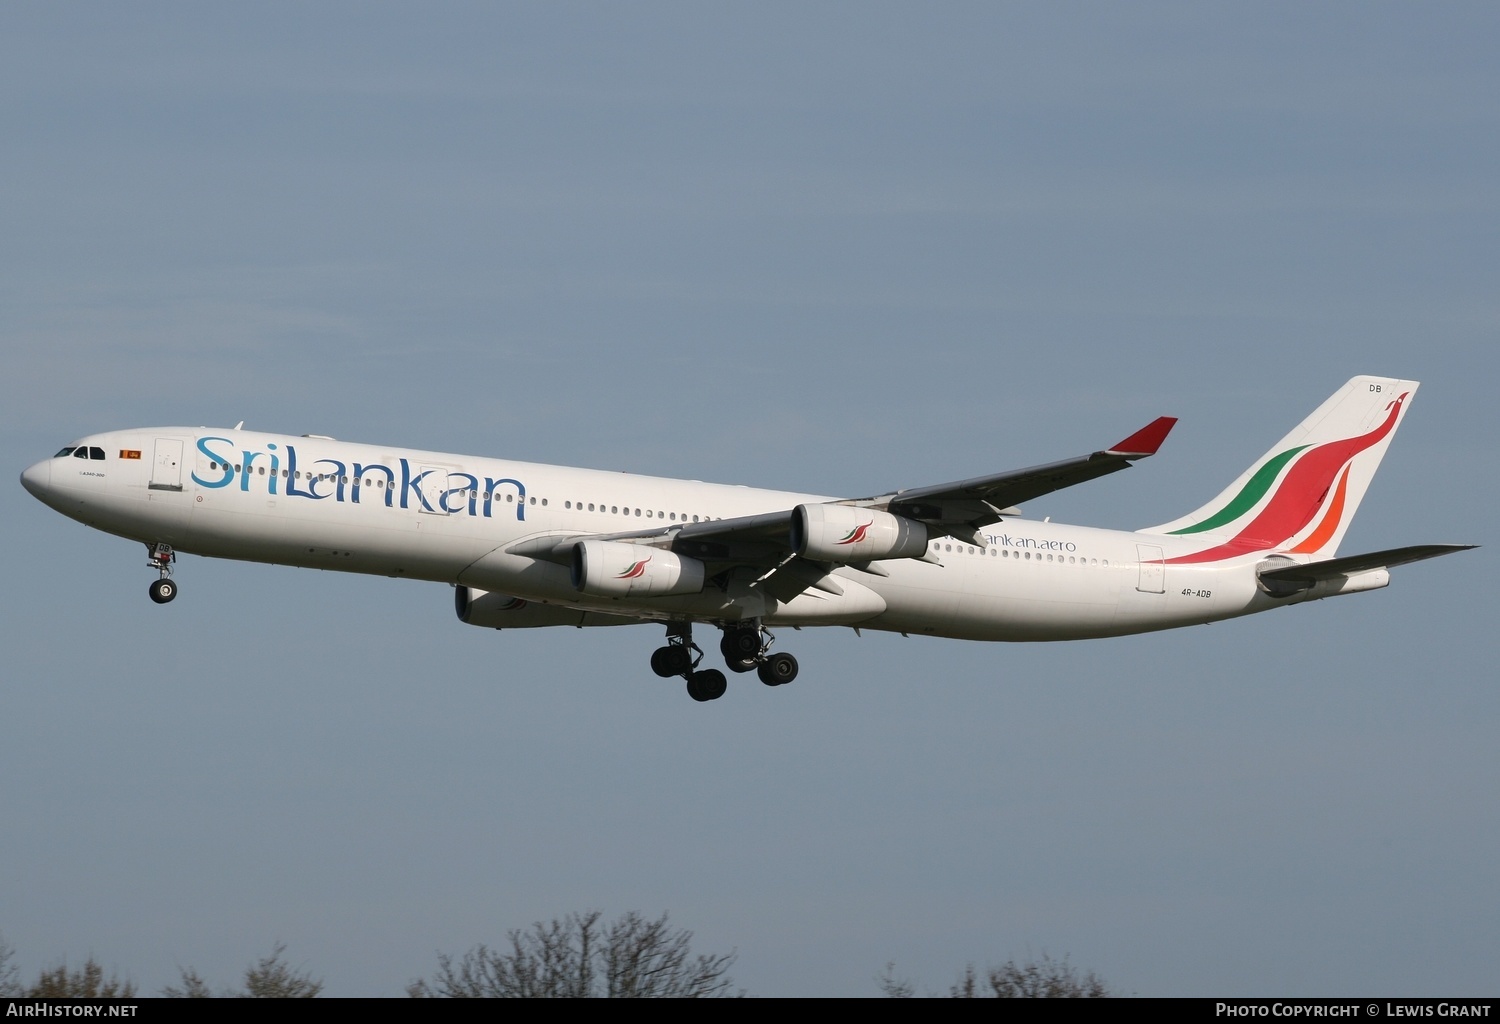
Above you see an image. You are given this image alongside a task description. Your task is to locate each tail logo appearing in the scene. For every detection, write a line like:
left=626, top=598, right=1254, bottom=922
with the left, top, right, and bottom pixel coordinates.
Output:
left=1168, top=392, right=1407, bottom=564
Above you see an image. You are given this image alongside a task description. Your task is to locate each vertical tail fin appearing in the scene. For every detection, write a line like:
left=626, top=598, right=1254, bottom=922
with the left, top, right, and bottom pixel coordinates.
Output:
left=1142, top=376, right=1419, bottom=561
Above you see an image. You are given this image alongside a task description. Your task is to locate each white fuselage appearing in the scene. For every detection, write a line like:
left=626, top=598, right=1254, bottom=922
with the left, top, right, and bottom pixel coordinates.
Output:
left=23, top=426, right=1296, bottom=642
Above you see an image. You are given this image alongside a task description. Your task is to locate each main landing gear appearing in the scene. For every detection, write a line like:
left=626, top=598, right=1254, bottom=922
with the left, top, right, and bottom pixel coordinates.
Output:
left=650, top=622, right=726, bottom=702
left=719, top=623, right=799, bottom=687
left=146, top=542, right=178, bottom=604
left=650, top=620, right=799, bottom=701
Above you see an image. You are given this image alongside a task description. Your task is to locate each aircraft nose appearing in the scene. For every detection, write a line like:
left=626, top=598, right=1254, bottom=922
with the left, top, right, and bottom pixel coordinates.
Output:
left=20, top=458, right=51, bottom=499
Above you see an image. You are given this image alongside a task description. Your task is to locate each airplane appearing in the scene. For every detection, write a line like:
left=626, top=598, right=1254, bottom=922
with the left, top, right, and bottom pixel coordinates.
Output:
left=19, top=374, right=1474, bottom=702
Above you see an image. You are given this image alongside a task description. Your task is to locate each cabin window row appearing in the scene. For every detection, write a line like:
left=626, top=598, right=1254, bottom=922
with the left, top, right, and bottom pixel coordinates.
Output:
left=204, top=461, right=547, bottom=504
left=932, top=540, right=1107, bottom=567
left=561, top=500, right=709, bottom=523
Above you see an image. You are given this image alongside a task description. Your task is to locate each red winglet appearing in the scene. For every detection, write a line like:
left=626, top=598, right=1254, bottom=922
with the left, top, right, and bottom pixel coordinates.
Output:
left=1107, top=416, right=1177, bottom=457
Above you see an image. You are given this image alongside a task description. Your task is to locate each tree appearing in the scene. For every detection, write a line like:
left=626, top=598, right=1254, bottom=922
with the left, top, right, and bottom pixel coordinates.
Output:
left=0, top=934, right=20, bottom=997
left=162, top=943, right=321, bottom=998
left=879, top=953, right=1110, bottom=998
left=160, top=967, right=214, bottom=998
left=243, top=943, right=322, bottom=998
left=23, top=957, right=136, bottom=998
left=408, top=910, right=742, bottom=998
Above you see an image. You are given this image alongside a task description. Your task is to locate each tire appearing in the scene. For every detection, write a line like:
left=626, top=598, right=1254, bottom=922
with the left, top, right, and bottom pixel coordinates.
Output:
left=720, top=629, right=760, bottom=660
left=757, top=652, right=798, bottom=686
left=149, top=578, right=177, bottom=604
left=660, top=645, right=692, bottom=676
left=687, top=669, right=727, bottom=702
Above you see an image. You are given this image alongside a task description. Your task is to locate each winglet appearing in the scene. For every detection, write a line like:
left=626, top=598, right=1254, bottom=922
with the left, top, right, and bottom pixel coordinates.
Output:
left=1107, top=416, right=1177, bottom=458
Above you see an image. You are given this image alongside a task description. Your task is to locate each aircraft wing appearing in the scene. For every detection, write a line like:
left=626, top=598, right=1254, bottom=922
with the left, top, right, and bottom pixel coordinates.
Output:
left=514, top=416, right=1180, bottom=573
left=853, top=416, right=1178, bottom=534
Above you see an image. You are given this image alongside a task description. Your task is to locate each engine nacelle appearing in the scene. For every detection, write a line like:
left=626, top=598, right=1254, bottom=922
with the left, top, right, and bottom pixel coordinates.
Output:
left=791, top=503, right=929, bottom=562
left=456, top=586, right=591, bottom=628
left=571, top=540, right=706, bottom=598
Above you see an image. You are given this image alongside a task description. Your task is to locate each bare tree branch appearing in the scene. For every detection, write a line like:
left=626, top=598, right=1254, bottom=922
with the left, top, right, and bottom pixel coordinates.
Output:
left=410, top=910, right=741, bottom=998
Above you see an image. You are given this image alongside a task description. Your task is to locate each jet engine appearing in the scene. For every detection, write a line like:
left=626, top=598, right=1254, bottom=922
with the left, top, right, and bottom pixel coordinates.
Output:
left=791, top=503, right=929, bottom=562
left=571, top=540, right=706, bottom=598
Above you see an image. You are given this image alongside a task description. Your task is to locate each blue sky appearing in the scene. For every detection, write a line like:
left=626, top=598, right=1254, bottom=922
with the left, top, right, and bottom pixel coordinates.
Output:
left=2, top=3, right=1494, bottom=997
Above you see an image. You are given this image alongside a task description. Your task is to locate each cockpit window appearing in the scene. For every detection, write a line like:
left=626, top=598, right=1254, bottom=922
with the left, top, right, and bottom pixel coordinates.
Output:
left=73, top=447, right=89, bottom=459
left=55, top=447, right=76, bottom=458
left=88, top=447, right=106, bottom=460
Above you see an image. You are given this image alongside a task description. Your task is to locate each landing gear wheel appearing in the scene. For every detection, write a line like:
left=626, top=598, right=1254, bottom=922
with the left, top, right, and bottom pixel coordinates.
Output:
left=652, top=621, right=703, bottom=682
left=686, top=669, right=728, bottom=702
left=651, top=645, right=692, bottom=678
left=721, top=629, right=761, bottom=660
left=757, top=652, right=798, bottom=687
left=149, top=578, right=178, bottom=604
left=720, top=626, right=763, bottom=673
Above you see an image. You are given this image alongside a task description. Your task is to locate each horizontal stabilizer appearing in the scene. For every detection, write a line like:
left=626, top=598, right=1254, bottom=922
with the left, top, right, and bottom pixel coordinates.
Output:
left=1259, top=544, right=1476, bottom=584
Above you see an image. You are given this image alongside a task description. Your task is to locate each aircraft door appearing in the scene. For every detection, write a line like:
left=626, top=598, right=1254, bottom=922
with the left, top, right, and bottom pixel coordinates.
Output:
left=418, top=465, right=451, bottom=515
left=150, top=438, right=184, bottom=491
left=1135, top=543, right=1165, bottom=594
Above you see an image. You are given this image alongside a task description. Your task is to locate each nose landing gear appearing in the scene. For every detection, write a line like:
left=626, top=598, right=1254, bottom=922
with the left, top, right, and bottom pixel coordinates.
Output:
left=146, top=543, right=177, bottom=604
